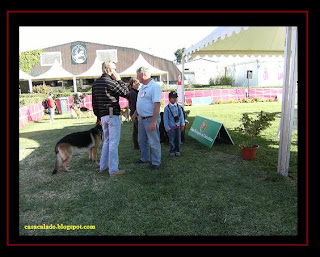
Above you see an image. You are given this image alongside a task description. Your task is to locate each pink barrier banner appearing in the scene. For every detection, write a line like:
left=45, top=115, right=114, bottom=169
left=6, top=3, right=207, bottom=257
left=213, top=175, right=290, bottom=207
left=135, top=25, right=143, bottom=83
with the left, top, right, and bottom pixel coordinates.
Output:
left=203, top=90, right=213, bottom=96
left=161, top=92, right=170, bottom=105
left=19, top=102, right=44, bottom=127
left=81, top=95, right=93, bottom=110
left=19, top=88, right=283, bottom=127
left=248, top=88, right=282, bottom=99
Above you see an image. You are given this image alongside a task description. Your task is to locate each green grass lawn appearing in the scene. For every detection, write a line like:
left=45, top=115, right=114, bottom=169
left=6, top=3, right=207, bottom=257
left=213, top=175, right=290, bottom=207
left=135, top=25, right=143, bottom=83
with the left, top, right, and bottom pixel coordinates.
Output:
left=19, top=101, right=298, bottom=236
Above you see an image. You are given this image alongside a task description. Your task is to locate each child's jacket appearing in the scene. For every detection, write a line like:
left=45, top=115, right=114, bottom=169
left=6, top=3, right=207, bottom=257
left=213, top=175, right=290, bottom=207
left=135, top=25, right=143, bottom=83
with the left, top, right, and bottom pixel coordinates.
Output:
left=163, top=103, right=185, bottom=132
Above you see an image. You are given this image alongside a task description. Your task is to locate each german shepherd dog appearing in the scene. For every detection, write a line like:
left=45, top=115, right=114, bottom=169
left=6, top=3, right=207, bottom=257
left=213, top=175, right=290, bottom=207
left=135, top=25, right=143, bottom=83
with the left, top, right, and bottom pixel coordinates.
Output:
left=70, top=103, right=92, bottom=119
left=52, top=123, right=103, bottom=175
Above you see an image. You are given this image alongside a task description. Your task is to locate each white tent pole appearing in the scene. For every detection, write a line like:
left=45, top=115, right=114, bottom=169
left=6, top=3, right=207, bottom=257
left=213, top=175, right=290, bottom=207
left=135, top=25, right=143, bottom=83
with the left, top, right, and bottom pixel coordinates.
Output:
left=286, top=32, right=298, bottom=169
left=277, top=27, right=297, bottom=177
left=181, top=55, right=185, bottom=107
left=28, top=79, right=33, bottom=93
left=277, top=27, right=292, bottom=177
left=73, top=76, right=77, bottom=93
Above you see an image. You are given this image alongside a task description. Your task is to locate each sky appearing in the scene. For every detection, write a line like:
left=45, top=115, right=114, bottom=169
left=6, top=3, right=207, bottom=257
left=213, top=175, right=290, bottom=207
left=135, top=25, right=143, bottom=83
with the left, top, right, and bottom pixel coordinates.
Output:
left=19, top=26, right=217, bottom=61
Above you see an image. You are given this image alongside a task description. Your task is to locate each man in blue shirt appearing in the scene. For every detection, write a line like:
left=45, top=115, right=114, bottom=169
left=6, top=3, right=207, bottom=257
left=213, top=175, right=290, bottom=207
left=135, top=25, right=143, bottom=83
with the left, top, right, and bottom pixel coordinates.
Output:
left=132, top=67, right=162, bottom=170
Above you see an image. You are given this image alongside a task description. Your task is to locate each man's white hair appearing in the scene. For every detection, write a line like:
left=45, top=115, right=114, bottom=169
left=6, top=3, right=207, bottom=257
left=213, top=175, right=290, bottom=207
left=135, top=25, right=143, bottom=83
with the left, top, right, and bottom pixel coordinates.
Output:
left=136, top=66, right=151, bottom=78
left=102, top=61, right=115, bottom=73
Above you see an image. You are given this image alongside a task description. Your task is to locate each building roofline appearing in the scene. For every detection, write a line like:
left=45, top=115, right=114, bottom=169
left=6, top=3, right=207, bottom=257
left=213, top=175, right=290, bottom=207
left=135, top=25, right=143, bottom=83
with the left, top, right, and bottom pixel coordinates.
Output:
left=33, top=41, right=175, bottom=63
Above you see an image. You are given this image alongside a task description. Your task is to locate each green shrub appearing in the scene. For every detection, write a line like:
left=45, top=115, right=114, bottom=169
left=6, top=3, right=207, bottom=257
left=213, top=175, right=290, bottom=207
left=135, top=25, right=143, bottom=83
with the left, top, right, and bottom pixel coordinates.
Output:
left=19, top=93, right=48, bottom=107
left=252, top=97, right=261, bottom=102
left=235, top=111, right=277, bottom=148
left=19, top=91, right=92, bottom=107
left=214, top=99, right=224, bottom=104
left=32, top=84, right=52, bottom=94
left=209, top=75, right=234, bottom=86
left=193, top=84, right=209, bottom=88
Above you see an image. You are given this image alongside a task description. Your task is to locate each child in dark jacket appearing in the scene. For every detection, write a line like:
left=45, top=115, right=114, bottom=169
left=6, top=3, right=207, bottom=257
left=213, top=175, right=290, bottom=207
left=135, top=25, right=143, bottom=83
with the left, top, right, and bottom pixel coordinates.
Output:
left=163, top=91, right=185, bottom=156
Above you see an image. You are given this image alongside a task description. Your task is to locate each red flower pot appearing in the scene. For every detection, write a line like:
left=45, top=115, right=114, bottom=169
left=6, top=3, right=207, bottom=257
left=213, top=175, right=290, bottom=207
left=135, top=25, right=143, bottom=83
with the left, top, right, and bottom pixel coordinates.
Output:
left=241, top=145, right=259, bottom=160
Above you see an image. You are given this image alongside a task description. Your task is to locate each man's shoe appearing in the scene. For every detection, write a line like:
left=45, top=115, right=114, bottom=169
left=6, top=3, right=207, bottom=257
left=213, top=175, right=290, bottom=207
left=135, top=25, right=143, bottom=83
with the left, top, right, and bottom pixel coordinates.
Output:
left=98, top=168, right=108, bottom=174
left=135, top=160, right=148, bottom=164
left=151, top=165, right=160, bottom=170
left=110, top=170, right=126, bottom=177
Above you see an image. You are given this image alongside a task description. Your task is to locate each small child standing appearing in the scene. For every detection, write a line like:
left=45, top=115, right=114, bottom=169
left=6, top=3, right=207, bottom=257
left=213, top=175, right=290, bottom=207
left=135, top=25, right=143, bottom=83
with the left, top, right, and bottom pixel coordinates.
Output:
left=163, top=91, right=185, bottom=156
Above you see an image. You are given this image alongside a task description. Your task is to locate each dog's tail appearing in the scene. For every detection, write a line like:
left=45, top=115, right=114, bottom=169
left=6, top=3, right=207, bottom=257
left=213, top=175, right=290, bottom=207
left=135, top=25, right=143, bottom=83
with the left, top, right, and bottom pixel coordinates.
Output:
left=52, top=145, right=61, bottom=175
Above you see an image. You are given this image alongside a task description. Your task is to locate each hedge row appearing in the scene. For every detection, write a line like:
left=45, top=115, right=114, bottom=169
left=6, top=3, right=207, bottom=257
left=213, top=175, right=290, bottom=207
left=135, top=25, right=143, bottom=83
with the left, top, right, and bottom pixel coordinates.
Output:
left=184, top=97, right=277, bottom=106
left=19, top=92, right=92, bottom=107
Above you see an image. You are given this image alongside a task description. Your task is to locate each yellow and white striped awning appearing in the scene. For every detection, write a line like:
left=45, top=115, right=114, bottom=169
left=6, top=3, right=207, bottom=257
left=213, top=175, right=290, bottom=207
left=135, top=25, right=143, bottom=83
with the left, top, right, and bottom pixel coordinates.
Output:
left=184, top=27, right=286, bottom=58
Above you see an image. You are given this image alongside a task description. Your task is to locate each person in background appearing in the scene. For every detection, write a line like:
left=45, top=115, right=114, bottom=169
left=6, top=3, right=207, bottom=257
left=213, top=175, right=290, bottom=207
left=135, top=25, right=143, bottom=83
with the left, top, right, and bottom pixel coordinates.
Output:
left=47, top=92, right=55, bottom=123
left=128, top=78, right=140, bottom=150
left=92, top=61, right=129, bottom=177
left=73, top=92, right=81, bottom=108
left=132, top=67, right=162, bottom=170
left=163, top=91, right=185, bottom=156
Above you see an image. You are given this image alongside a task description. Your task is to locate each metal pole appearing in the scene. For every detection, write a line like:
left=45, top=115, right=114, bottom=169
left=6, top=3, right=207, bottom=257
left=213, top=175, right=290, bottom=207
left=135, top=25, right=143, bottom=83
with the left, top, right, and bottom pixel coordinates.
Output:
left=181, top=55, right=185, bottom=107
left=73, top=76, right=77, bottom=93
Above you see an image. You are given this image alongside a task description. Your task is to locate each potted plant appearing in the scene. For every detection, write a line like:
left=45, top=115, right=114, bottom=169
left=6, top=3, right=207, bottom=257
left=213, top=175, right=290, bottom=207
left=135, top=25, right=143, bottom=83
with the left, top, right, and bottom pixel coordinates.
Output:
left=235, top=111, right=276, bottom=160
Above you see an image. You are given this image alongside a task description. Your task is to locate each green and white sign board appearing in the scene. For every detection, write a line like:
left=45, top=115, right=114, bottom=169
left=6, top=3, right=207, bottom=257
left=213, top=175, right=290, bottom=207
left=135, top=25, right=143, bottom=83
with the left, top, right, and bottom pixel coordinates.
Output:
left=188, top=115, right=234, bottom=148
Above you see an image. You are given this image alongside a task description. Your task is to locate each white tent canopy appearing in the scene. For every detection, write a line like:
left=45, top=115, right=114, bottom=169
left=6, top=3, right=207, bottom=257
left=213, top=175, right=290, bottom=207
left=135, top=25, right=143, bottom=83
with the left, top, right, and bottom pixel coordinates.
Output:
left=120, top=54, right=169, bottom=83
left=78, top=54, right=169, bottom=83
left=184, top=27, right=286, bottom=59
left=182, top=26, right=297, bottom=177
left=33, top=59, right=77, bottom=92
left=77, top=57, right=103, bottom=79
left=19, top=69, right=33, bottom=80
left=33, top=59, right=75, bottom=81
left=19, top=69, right=34, bottom=93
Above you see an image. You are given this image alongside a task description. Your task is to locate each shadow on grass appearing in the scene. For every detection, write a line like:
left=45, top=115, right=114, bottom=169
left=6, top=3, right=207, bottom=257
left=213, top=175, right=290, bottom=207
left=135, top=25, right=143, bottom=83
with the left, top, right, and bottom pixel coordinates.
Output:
left=18, top=110, right=298, bottom=238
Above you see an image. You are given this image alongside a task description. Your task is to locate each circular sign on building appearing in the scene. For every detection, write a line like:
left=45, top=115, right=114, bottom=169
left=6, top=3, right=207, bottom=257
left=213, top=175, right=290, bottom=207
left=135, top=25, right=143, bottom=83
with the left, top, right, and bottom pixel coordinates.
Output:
left=71, top=44, right=87, bottom=64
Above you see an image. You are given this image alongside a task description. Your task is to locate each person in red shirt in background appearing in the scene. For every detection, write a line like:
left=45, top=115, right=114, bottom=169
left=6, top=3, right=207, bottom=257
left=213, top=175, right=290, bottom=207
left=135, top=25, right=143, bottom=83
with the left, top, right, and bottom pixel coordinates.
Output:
left=47, top=92, right=56, bottom=123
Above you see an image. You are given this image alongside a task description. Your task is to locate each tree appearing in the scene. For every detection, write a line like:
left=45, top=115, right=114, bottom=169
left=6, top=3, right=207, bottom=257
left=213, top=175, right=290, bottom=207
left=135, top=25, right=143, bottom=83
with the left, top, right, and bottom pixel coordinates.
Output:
left=174, top=48, right=185, bottom=64
left=19, top=49, right=44, bottom=74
